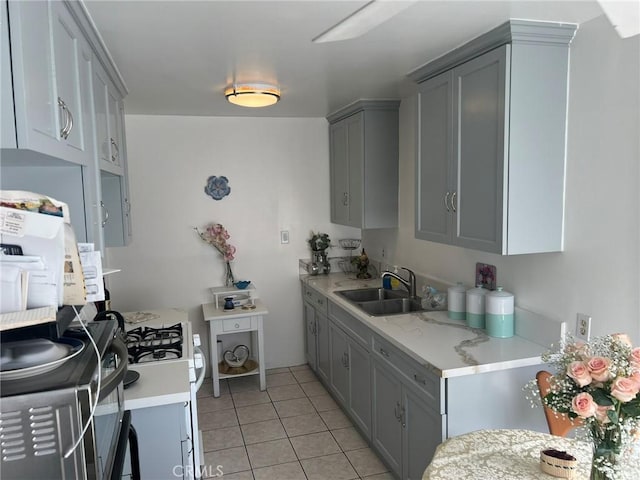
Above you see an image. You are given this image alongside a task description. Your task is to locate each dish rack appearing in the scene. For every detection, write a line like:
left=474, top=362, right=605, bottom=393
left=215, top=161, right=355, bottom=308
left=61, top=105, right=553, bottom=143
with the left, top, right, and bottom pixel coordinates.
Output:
left=337, top=238, right=361, bottom=274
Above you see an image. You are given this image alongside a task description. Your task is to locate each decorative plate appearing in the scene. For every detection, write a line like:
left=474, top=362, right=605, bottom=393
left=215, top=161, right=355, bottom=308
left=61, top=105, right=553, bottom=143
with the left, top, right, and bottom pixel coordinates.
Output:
left=204, top=175, right=231, bottom=200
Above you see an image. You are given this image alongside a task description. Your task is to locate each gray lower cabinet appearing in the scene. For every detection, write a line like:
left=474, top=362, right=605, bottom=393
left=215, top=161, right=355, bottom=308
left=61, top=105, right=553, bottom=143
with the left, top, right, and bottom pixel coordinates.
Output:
left=303, top=284, right=330, bottom=384
left=371, top=339, right=445, bottom=480
left=412, top=20, right=577, bottom=255
left=371, top=359, right=403, bottom=478
left=329, top=320, right=372, bottom=437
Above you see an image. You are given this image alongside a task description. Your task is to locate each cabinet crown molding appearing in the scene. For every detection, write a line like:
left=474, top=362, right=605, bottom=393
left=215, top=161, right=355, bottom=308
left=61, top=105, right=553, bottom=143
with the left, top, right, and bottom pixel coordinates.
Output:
left=408, top=19, right=578, bottom=84
left=327, top=99, right=400, bottom=124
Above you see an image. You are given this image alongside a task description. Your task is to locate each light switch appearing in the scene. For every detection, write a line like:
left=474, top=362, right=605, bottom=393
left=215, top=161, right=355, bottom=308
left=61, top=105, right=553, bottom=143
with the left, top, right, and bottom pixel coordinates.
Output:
left=280, top=230, right=289, bottom=244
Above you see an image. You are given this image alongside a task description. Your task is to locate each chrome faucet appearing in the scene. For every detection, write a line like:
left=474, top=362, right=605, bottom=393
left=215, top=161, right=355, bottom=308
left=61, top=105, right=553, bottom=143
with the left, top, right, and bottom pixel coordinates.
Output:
left=381, top=267, right=417, bottom=298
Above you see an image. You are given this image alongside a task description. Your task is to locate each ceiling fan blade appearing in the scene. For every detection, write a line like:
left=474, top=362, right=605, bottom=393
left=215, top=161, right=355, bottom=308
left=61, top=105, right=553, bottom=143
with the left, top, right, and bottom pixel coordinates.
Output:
left=312, top=0, right=418, bottom=43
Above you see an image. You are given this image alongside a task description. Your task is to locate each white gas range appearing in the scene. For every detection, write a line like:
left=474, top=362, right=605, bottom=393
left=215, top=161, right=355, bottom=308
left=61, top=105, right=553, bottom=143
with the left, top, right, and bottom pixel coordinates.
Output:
left=122, top=308, right=206, bottom=480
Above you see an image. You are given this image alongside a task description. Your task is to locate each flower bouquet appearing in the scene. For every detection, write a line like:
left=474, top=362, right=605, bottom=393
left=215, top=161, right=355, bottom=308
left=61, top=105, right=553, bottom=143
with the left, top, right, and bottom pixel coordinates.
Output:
left=195, top=223, right=237, bottom=286
left=537, top=333, right=640, bottom=479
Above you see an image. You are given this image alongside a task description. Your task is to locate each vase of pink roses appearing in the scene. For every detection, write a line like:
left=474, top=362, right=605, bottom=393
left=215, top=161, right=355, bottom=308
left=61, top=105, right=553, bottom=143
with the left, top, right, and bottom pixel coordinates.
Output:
left=538, top=333, right=640, bottom=480
left=195, top=223, right=237, bottom=286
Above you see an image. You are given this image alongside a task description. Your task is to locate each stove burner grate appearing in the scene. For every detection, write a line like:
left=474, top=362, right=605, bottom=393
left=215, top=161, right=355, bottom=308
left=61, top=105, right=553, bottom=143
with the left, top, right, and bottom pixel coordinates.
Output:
left=126, top=323, right=183, bottom=364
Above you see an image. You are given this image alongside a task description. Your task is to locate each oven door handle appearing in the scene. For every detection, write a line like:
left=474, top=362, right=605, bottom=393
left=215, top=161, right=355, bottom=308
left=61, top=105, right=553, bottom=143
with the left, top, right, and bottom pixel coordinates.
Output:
left=99, top=336, right=128, bottom=402
left=194, top=345, right=207, bottom=392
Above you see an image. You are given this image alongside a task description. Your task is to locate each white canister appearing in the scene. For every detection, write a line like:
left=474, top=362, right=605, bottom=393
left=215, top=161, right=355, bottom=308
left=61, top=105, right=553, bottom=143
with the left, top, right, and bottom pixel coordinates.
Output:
left=466, top=285, right=487, bottom=328
left=486, top=287, right=515, bottom=338
left=447, top=282, right=466, bottom=320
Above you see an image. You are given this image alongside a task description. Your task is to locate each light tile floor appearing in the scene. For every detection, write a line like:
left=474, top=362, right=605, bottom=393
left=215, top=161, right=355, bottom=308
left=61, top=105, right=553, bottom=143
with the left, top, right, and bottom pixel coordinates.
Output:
left=197, top=364, right=393, bottom=480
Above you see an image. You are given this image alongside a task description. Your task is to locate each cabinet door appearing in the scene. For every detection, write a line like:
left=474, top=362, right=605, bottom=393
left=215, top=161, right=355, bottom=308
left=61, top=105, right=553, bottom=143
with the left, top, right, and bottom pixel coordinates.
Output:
left=92, top=61, right=111, bottom=167
left=452, top=46, right=507, bottom=253
left=330, top=120, right=349, bottom=225
left=316, top=311, right=330, bottom=383
left=402, top=385, right=445, bottom=480
left=371, top=360, right=402, bottom=478
left=50, top=1, right=92, bottom=165
left=415, top=71, right=453, bottom=244
left=329, top=321, right=349, bottom=406
left=1, top=0, right=16, bottom=147
left=7, top=0, right=58, bottom=150
left=348, top=339, right=371, bottom=438
left=304, top=302, right=317, bottom=371
left=345, top=112, right=363, bottom=228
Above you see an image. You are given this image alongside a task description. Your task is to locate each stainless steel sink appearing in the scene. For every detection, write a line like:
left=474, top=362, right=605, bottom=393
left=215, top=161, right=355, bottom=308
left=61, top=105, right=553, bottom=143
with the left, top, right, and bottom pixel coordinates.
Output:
left=358, top=298, right=425, bottom=316
left=336, top=288, right=425, bottom=316
left=336, top=288, right=408, bottom=303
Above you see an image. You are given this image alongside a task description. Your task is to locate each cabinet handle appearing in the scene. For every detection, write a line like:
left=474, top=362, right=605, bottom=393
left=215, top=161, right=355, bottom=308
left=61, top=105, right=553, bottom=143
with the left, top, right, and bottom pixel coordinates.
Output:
left=413, top=374, right=426, bottom=385
left=124, top=198, right=131, bottom=216
left=57, top=97, right=70, bottom=139
left=234, top=323, right=240, bottom=329
left=444, top=192, right=451, bottom=212
left=100, top=201, right=109, bottom=227
left=317, top=299, right=323, bottom=307
left=394, top=401, right=401, bottom=422
left=343, top=192, right=349, bottom=206
left=66, top=104, right=74, bottom=139
left=379, top=347, right=390, bottom=358
left=451, top=191, right=457, bottom=213
left=110, top=138, right=119, bottom=163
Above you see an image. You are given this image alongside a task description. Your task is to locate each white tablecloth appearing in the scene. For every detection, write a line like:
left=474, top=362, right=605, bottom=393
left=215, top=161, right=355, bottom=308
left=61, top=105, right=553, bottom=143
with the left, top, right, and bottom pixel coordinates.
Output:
left=423, top=429, right=640, bottom=480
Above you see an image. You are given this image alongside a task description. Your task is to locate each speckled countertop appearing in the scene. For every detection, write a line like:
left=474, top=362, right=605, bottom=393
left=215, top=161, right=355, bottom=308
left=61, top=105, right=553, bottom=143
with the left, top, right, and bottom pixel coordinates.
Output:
left=301, top=273, right=550, bottom=379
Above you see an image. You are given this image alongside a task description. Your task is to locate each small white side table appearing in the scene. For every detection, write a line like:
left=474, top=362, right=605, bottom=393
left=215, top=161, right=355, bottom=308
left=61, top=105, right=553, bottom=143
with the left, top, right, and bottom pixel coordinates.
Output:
left=202, top=299, right=268, bottom=397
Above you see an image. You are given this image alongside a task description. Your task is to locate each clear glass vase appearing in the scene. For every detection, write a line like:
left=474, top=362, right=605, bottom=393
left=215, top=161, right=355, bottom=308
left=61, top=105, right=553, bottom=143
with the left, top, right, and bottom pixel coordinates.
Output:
left=590, top=425, right=622, bottom=480
left=225, top=261, right=235, bottom=287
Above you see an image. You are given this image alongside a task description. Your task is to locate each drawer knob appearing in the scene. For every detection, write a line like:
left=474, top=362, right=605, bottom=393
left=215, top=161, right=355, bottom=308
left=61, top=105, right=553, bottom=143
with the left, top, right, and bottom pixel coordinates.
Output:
left=235, top=323, right=240, bottom=329
left=379, top=348, right=390, bottom=358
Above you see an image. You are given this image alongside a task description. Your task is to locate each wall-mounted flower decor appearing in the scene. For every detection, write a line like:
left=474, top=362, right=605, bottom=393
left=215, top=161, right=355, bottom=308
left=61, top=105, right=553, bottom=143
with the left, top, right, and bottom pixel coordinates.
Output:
left=205, top=175, right=231, bottom=200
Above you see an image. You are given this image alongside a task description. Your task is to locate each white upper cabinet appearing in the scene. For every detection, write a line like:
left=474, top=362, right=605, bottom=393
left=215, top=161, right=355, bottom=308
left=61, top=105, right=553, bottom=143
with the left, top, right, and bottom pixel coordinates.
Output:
left=4, top=0, right=93, bottom=165
left=411, top=20, right=577, bottom=255
left=327, top=100, right=400, bottom=230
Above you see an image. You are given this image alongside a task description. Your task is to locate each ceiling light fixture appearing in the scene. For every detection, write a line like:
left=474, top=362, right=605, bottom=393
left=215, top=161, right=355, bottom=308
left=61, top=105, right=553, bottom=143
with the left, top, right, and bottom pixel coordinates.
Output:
left=224, top=83, right=281, bottom=108
left=312, top=0, right=418, bottom=43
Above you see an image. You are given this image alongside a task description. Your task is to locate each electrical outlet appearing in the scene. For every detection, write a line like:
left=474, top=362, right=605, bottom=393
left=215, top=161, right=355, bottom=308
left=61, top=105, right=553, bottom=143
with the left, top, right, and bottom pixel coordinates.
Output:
left=575, top=313, right=592, bottom=341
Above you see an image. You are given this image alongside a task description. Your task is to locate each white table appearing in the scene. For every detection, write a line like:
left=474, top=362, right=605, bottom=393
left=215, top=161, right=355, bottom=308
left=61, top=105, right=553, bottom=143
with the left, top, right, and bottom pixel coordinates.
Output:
left=202, top=299, right=268, bottom=397
left=423, top=429, right=640, bottom=480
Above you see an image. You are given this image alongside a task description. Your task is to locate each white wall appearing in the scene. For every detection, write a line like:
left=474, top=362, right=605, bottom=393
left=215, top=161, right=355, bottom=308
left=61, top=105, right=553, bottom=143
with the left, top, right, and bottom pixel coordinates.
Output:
left=106, top=115, right=359, bottom=368
left=363, top=15, right=640, bottom=342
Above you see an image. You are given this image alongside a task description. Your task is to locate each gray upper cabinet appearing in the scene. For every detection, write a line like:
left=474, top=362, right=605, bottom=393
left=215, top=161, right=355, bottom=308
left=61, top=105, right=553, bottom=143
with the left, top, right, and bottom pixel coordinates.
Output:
left=327, top=100, right=400, bottom=229
left=1, top=0, right=130, bottom=253
left=3, top=0, right=93, bottom=165
left=411, top=20, right=577, bottom=255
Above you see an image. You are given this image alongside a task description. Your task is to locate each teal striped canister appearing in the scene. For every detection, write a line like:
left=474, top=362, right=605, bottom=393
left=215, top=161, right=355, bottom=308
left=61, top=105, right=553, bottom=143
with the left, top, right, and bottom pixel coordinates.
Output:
left=486, top=287, right=515, bottom=338
left=447, top=282, right=466, bottom=320
left=465, top=285, right=487, bottom=329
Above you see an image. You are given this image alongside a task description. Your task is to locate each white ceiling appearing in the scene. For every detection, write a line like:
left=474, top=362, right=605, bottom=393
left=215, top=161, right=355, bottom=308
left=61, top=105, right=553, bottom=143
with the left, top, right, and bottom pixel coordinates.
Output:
left=84, top=0, right=608, bottom=118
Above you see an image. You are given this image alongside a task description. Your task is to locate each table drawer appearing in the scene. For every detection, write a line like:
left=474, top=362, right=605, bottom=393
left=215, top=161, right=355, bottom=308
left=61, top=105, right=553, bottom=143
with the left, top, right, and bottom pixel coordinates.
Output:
left=223, top=317, right=251, bottom=332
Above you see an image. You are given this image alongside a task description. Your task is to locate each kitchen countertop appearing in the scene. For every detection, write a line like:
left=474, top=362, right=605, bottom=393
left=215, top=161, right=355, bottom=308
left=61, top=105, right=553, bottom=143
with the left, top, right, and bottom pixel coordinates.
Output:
left=123, top=308, right=192, bottom=410
left=301, top=273, right=553, bottom=379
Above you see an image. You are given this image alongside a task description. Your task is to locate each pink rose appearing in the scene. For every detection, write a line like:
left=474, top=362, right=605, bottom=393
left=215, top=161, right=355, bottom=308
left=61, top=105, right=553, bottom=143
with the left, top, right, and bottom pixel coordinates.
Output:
left=595, top=404, right=613, bottom=424
left=571, top=392, right=597, bottom=418
left=630, top=348, right=640, bottom=370
left=567, top=361, right=592, bottom=387
left=587, top=357, right=612, bottom=382
left=612, top=333, right=633, bottom=347
left=610, top=377, right=640, bottom=403
left=630, top=371, right=640, bottom=388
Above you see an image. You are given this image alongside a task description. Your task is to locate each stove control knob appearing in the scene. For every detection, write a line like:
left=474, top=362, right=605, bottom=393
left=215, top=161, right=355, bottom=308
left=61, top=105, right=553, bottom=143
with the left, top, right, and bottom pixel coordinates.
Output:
left=194, top=352, right=204, bottom=369
left=193, top=334, right=201, bottom=347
